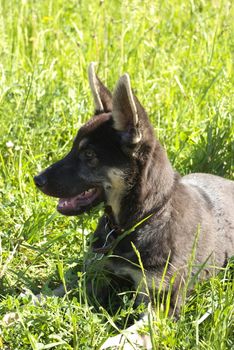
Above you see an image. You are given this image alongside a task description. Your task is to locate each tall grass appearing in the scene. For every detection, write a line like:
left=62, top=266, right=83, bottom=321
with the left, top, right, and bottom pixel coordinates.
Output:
left=0, top=0, right=233, bottom=349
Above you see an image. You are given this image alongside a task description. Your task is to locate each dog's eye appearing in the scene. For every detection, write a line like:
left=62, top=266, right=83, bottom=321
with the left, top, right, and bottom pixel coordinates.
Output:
left=84, top=149, right=95, bottom=159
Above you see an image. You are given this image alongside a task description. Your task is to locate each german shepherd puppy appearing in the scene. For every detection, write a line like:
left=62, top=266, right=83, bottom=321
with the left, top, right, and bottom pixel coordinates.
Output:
left=34, top=63, right=234, bottom=349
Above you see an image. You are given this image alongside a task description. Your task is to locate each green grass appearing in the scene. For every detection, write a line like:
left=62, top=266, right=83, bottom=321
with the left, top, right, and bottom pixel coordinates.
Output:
left=0, top=0, right=233, bottom=349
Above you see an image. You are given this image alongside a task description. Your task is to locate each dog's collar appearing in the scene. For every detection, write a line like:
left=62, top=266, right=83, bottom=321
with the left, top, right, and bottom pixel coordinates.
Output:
left=104, top=203, right=166, bottom=233
left=92, top=205, right=166, bottom=255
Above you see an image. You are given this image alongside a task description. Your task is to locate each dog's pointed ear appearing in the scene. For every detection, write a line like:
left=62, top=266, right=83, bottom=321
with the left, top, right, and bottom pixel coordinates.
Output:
left=88, top=62, right=112, bottom=113
left=112, top=74, right=141, bottom=144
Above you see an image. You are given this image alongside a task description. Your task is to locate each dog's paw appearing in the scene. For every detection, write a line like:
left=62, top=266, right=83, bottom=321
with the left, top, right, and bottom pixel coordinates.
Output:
left=100, top=332, right=152, bottom=349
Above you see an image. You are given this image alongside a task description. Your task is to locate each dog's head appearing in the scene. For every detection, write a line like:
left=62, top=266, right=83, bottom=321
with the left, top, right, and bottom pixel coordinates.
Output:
left=34, top=63, right=156, bottom=218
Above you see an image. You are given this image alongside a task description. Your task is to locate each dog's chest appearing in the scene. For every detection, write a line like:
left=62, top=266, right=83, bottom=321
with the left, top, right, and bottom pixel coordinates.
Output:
left=106, top=258, right=143, bottom=286
left=91, top=216, right=171, bottom=288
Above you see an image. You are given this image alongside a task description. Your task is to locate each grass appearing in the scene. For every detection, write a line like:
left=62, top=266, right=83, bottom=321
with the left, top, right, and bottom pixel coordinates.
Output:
left=0, top=0, right=233, bottom=349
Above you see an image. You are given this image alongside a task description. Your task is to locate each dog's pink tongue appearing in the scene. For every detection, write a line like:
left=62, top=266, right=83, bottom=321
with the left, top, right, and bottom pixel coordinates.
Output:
left=58, top=197, right=77, bottom=210
left=58, top=188, right=99, bottom=210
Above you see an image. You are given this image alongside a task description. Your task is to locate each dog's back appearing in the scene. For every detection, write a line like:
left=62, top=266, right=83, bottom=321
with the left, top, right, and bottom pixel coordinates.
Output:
left=182, top=173, right=234, bottom=262
left=167, top=173, right=234, bottom=285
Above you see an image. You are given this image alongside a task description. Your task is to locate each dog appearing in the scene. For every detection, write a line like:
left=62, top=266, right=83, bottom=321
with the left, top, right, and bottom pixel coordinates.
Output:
left=34, top=63, right=234, bottom=349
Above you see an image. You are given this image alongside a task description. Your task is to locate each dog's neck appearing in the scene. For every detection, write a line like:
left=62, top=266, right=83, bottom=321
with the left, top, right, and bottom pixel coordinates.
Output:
left=107, top=142, right=177, bottom=230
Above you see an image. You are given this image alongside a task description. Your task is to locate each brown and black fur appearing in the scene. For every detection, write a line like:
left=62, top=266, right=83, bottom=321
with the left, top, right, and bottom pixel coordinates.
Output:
left=34, top=63, right=234, bottom=348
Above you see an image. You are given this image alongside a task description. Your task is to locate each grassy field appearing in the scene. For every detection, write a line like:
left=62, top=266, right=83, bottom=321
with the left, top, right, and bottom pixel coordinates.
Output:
left=0, top=0, right=233, bottom=349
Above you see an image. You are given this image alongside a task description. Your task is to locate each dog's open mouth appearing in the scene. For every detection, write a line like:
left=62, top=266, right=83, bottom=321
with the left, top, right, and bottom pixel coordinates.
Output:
left=57, top=187, right=102, bottom=215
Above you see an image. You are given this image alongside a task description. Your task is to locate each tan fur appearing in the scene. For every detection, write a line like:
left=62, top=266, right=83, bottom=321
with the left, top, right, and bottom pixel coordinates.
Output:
left=105, top=168, right=126, bottom=222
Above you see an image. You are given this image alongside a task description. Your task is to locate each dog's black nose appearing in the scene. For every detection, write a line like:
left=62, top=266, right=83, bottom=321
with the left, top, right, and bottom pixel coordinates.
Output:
left=34, top=174, right=47, bottom=188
